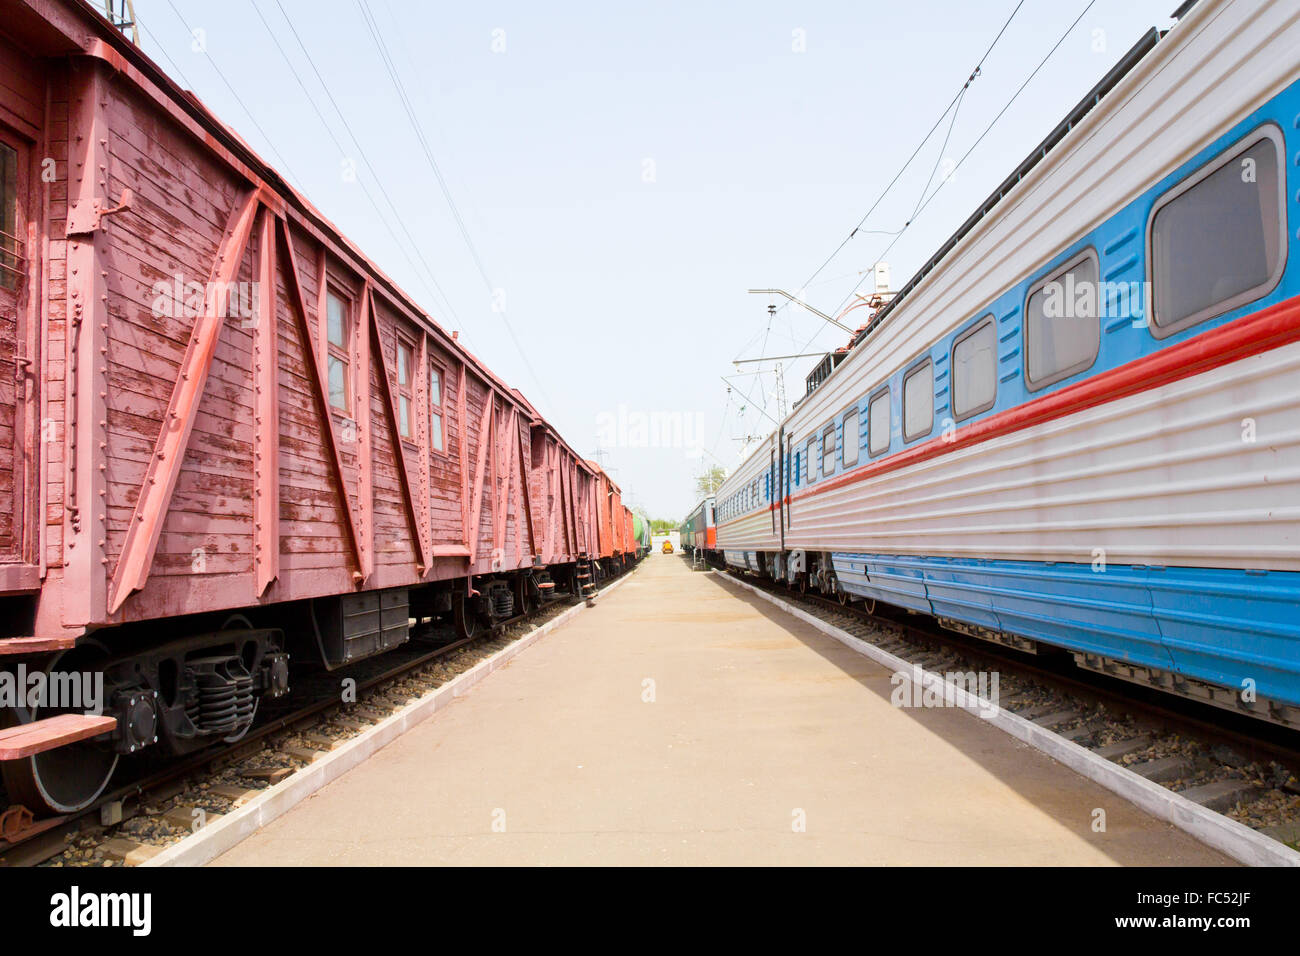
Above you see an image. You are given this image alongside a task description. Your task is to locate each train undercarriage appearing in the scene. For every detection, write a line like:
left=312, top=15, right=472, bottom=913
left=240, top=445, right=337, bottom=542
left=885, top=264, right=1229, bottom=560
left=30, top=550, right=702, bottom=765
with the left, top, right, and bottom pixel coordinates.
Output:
left=0, top=555, right=638, bottom=815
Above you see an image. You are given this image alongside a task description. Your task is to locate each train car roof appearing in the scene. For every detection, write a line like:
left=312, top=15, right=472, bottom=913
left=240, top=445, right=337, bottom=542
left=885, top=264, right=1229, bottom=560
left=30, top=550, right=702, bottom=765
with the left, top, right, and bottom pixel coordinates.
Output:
left=5, top=0, right=592, bottom=468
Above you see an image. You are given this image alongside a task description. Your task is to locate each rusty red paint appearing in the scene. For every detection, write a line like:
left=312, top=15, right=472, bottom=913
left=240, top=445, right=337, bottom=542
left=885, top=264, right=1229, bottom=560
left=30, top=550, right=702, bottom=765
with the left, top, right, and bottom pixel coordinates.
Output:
left=0, top=0, right=634, bottom=649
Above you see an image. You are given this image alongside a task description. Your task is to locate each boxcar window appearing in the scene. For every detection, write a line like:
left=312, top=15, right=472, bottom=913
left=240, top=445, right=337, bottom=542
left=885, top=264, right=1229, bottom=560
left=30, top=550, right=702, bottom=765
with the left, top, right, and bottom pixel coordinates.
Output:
left=1025, top=251, right=1099, bottom=388
left=951, top=318, right=997, bottom=420
left=396, top=340, right=414, bottom=439
left=0, top=143, right=19, bottom=291
left=1150, top=129, right=1284, bottom=334
left=842, top=408, right=859, bottom=466
left=806, top=437, right=816, bottom=483
left=429, top=365, right=445, bottom=451
left=326, top=290, right=351, bottom=411
left=903, top=360, right=933, bottom=442
left=821, top=424, right=836, bottom=474
left=868, top=389, right=890, bottom=456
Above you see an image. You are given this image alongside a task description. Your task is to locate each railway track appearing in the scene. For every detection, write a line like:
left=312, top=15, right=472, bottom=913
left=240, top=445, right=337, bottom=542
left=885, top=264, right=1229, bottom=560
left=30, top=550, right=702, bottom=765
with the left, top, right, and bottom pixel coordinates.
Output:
left=0, top=565, right=637, bottom=868
left=711, top=562, right=1300, bottom=851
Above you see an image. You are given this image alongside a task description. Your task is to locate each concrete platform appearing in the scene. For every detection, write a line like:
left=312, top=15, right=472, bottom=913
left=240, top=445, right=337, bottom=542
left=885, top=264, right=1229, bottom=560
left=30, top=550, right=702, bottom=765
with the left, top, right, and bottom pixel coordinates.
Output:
left=211, top=556, right=1232, bottom=866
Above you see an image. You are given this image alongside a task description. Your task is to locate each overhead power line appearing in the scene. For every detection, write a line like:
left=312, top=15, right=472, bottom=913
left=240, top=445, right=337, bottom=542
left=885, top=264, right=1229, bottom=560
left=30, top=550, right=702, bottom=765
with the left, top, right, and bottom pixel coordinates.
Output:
left=817, top=0, right=1101, bottom=329
left=244, top=0, right=472, bottom=347
left=353, top=0, right=554, bottom=412
left=259, top=0, right=480, bottom=349
left=759, top=0, right=1098, bottom=402
left=161, top=0, right=304, bottom=187
left=790, top=0, right=1028, bottom=299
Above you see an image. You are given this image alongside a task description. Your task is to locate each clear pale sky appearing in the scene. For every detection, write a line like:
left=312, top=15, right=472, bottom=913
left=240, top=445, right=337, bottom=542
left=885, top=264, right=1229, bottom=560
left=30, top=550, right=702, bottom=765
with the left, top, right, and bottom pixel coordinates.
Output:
left=136, top=0, right=1184, bottom=520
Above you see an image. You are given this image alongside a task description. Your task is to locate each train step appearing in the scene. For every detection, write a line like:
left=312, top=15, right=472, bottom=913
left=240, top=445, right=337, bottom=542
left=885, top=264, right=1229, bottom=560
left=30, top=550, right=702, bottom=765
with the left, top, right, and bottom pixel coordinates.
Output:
left=0, top=714, right=118, bottom=760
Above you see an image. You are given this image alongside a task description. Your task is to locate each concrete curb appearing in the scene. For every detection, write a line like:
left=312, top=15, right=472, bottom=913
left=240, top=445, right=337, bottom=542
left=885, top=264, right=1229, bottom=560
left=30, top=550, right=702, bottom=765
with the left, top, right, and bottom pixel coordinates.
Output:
left=143, top=568, right=638, bottom=867
left=718, top=571, right=1300, bottom=868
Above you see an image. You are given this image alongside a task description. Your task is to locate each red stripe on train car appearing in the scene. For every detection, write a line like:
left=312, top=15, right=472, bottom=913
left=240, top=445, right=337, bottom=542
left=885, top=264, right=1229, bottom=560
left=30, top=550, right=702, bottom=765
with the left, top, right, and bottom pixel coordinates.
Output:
left=716, top=295, right=1300, bottom=528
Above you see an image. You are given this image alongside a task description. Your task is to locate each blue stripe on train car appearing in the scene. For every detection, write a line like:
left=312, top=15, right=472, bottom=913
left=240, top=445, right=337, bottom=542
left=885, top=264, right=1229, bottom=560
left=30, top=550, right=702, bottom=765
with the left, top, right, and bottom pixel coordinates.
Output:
left=832, top=554, right=930, bottom=613
left=1147, top=567, right=1300, bottom=706
left=830, top=553, right=1300, bottom=705
left=724, top=550, right=760, bottom=571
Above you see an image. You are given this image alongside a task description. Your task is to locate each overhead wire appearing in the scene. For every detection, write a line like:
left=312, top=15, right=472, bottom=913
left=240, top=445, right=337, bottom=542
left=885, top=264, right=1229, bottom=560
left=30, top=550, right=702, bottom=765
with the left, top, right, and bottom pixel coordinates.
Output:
left=755, top=0, right=1099, bottom=417
left=353, top=0, right=555, bottom=412
left=245, top=0, right=472, bottom=347
left=260, top=0, right=482, bottom=350
left=787, top=0, right=1027, bottom=301
left=816, top=0, right=1101, bottom=331
left=160, top=0, right=305, bottom=187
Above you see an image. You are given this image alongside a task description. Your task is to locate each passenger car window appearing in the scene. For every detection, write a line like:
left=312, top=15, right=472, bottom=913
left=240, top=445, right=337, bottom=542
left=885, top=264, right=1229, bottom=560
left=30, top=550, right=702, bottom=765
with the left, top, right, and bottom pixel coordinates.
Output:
left=951, top=318, right=996, bottom=420
left=841, top=408, right=859, bottom=466
left=902, top=360, right=934, bottom=441
left=1025, top=251, right=1099, bottom=388
left=1149, top=128, right=1284, bottom=335
left=868, top=390, right=890, bottom=456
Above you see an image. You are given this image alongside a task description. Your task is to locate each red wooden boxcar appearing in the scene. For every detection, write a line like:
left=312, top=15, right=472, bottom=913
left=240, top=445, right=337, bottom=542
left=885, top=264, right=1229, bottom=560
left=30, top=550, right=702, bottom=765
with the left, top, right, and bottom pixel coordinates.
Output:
left=0, top=0, right=638, bottom=813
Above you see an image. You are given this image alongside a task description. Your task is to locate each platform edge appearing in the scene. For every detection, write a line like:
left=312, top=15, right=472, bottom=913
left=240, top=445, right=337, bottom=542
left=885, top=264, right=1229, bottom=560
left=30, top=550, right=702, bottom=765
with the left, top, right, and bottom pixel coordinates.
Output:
left=141, top=568, right=639, bottom=867
left=717, top=571, right=1300, bottom=868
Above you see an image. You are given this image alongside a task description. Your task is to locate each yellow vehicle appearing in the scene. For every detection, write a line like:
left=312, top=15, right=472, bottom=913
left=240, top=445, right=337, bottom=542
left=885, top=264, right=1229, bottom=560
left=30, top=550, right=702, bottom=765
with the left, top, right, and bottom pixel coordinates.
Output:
left=662, top=540, right=674, bottom=554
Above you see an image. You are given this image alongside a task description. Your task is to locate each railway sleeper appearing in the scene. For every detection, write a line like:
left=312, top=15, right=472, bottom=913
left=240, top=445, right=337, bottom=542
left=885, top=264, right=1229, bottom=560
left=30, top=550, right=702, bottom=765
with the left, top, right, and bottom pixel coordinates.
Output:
left=1071, top=652, right=1300, bottom=732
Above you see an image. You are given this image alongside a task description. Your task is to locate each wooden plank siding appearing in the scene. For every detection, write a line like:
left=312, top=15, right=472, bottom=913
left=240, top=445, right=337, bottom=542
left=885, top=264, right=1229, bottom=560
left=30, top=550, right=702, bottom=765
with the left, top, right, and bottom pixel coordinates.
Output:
left=1, top=0, right=625, bottom=643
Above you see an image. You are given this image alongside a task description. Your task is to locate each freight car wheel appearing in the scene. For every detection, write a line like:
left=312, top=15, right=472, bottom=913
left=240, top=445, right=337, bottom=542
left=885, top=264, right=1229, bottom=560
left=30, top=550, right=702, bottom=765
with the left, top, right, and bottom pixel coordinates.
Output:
left=454, top=594, right=481, bottom=641
left=1, top=641, right=118, bottom=815
left=514, top=576, right=537, bottom=617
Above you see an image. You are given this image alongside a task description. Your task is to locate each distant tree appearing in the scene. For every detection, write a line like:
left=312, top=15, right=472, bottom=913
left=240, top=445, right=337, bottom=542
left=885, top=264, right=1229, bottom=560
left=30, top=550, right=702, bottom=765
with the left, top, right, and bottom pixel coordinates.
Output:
left=650, top=518, right=678, bottom=534
left=695, top=465, right=726, bottom=497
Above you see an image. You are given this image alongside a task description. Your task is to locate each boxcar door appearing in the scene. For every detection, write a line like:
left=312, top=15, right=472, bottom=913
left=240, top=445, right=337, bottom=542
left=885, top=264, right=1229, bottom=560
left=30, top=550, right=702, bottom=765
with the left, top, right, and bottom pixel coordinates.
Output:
left=0, top=133, right=28, bottom=567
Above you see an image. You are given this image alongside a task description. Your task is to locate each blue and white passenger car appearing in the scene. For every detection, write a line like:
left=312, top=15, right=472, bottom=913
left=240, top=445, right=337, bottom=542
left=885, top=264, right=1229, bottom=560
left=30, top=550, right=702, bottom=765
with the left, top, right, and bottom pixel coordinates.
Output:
left=716, top=0, right=1300, bottom=725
